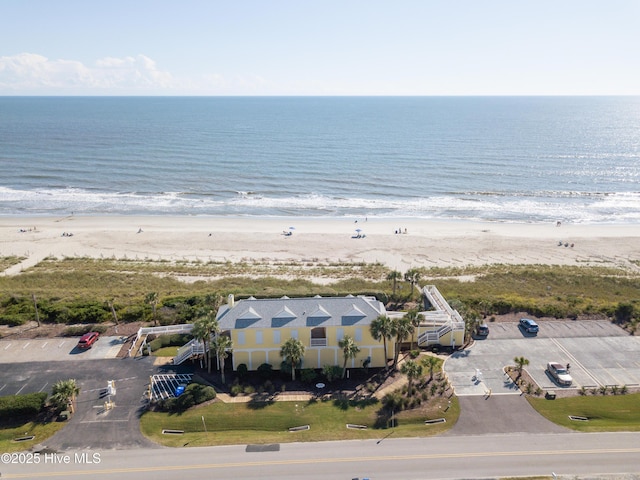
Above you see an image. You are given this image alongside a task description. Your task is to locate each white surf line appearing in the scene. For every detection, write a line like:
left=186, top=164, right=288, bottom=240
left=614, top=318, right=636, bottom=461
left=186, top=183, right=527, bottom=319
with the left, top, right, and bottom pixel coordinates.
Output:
left=549, top=337, right=602, bottom=387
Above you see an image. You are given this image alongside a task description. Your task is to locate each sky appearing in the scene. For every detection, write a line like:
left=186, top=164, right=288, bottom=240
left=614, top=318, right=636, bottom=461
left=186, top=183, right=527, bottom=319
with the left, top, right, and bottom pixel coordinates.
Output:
left=1, top=0, right=639, bottom=96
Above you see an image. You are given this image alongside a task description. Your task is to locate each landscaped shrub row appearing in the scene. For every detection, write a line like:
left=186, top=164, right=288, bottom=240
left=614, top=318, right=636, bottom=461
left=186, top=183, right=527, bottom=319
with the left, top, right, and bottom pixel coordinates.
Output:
left=147, top=333, right=192, bottom=352
left=0, top=392, right=47, bottom=417
left=157, top=383, right=216, bottom=412
left=62, top=324, right=108, bottom=336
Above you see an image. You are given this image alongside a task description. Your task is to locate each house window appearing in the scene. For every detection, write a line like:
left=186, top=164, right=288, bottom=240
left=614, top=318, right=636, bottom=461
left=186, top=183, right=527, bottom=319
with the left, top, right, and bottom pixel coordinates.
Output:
left=291, top=329, right=298, bottom=340
left=337, top=328, right=344, bottom=342
left=255, top=330, right=263, bottom=345
left=273, top=329, right=281, bottom=344
left=237, top=331, right=245, bottom=345
left=355, top=328, right=362, bottom=342
left=310, top=327, right=327, bottom=347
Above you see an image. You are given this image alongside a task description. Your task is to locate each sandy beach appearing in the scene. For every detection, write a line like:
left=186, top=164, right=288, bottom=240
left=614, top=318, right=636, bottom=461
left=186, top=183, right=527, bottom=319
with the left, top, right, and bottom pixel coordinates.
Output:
left=2, top=215, right=640, bottom=276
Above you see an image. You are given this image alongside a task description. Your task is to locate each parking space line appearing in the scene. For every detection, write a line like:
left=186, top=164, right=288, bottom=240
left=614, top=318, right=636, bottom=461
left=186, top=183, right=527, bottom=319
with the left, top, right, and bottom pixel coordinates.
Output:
left=41, top=341, right=48, bottom=349
left=0, top=384, right=5, bottom=393
left=58, top=340, right=67, bottom=348
left=4, top=343, right=12, bottom=350
left=39, top=382, right=48, bottom=392
left=550, top=337, right=602, bottom=387
left=22, top=342, right=31, bottom=349
left=16, top=384, right=27, bottom=395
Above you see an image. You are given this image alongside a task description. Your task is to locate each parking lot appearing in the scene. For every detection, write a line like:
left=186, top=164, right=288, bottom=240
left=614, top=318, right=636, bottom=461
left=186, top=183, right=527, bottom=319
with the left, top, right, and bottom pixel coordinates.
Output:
left=445, top=320, right=640, bottom=396
left=150, top=373, right=193, bottom=401
left=0, top=336, right=124, bottom=363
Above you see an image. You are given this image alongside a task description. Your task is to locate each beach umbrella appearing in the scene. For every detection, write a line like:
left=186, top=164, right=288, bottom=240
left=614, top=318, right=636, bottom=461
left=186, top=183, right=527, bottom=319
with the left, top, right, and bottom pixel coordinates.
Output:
left=355, top=228, right=362, bottom=232
left=289, top=226, right=295, bottom=230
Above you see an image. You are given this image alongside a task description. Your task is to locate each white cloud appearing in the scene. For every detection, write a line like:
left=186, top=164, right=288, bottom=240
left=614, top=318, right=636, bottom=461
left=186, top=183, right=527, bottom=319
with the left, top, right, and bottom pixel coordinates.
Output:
left=0, top=53, right=176, bottom=93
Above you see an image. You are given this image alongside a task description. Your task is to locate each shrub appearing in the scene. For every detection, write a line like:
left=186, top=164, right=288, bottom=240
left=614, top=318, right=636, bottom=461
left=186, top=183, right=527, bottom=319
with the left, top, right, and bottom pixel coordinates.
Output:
left=236, top=363, right=249, bottom=381
left=187, top=383, right=216, bottom=404
left=62, top=324, right=107, bottom=336
left=158, top=383, right=215, bottom=412
left=257, top=363, right=273, bottom=381
left=148, top=334, right=191, bottom=352
left=300, top=368, right=318, bottom=383
left=322, top=365, right=343, bottom=383
left=243, top=385, right=255, bottom=395
left=0, top=392, right=48, bottom=417
left=230, top=384, right=243, bottom=397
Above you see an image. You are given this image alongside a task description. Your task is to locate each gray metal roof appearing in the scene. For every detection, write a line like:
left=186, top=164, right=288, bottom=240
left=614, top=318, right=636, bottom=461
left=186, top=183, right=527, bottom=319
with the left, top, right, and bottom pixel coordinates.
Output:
left=217, top=295, right=386, bottom=330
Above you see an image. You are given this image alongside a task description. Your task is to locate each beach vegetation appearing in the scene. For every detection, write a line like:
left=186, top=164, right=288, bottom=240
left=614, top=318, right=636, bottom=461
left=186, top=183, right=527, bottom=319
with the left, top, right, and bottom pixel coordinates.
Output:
left=0, top=260, right=638, bottom=333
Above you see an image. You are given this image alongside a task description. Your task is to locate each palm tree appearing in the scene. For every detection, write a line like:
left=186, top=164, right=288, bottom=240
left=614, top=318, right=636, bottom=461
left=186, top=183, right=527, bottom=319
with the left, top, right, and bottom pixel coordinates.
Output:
left=386, top=270, right=402, bottom=298
left=392, top=316, right=414, bottom=368
left=51, top=379, right=80, bottom=413
left=513, top=356, right=530, bottom=381
left=404, top=308, right=424, bottom=350
left=404, top=268, right=422, bottom=300
left=106, top=298, right=119, bottom=325
left=400, top=360, right=423, bottom=396
left=280, top=337, right=305, bottom=381
left=338, top=335, right=361, bottom=379
left=211, top=334, right=232, bottom=384
left=420, top=355, right=439, bottom=382
left=145, top=292, right=159, bottom=326
left=370, top=314, right=395, bottom=366
left=191, top=310, right=219, bottom=373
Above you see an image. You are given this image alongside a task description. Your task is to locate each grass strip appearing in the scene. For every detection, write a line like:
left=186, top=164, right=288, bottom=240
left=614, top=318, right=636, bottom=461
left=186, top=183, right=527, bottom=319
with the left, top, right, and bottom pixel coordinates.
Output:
left=527, top=393, right=640, bottom=432
left=140, top=396, right=459, bottom=447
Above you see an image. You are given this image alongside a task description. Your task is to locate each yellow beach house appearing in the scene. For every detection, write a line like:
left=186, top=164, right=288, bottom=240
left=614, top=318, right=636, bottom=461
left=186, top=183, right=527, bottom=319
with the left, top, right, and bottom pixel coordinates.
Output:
left=170, top=286, right=465, bottom=370
left=216, top=294, right=388, bottom=372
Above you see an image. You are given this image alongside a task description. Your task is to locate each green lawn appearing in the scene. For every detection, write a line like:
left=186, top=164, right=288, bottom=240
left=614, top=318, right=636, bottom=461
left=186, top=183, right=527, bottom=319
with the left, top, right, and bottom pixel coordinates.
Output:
left=153, top=346, right=179, bottom=357
left=528, top=393, right=640, bottom=431
left=140, top=395, right=459, bottom=447
left=0, top=420, right=66, bottom=453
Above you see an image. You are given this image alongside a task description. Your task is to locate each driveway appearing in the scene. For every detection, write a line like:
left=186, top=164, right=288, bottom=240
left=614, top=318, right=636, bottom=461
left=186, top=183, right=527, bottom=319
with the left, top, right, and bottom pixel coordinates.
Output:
left=445, top=320, right=640, bottom=396
left=446, top=395, right=570, bottom=435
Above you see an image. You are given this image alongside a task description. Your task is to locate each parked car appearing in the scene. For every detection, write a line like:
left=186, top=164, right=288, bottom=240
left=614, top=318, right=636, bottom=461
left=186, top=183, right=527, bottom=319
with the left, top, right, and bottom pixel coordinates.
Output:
left=519, top=318, right=539, bottom=335
left=476, top=323, right=490, bottom=336
left=77, top=331, right=100, bottom=349
left=547, top=362, right=572, bottom=386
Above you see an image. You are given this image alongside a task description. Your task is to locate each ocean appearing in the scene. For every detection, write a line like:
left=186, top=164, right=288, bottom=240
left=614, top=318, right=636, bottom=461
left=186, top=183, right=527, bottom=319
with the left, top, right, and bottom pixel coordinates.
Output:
left=1, top=96, right=639, bottom=224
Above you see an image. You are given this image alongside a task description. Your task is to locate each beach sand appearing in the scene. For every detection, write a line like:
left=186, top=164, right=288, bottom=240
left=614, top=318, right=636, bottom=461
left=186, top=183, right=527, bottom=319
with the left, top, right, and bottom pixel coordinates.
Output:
left=2, top=215, right=640, bottom=276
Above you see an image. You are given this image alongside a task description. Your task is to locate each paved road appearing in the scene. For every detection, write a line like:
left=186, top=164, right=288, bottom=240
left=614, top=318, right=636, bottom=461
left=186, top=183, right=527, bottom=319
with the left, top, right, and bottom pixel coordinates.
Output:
left=3, top=433, right=640, bottom=479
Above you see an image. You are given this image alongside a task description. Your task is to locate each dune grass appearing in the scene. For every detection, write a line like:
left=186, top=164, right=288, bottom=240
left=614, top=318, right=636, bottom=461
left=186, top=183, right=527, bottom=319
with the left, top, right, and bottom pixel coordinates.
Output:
left=140, top=395, right=459, bottom=447
left=527, top=393, right=640, bottom=432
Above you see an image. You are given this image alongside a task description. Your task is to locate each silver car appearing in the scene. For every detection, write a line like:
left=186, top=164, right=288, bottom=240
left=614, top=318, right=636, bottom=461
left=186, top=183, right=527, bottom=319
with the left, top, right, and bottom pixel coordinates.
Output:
left=547, top=362, right=573, bottom=386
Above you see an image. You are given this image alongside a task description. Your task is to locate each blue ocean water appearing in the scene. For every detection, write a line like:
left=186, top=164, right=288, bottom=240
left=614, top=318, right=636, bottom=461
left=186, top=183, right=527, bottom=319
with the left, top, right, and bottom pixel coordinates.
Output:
left=1, top=96, right=639, bottom=223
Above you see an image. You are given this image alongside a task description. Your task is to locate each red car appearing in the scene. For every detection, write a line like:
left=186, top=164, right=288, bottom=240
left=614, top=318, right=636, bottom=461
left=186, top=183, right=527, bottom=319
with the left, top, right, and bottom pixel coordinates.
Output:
left=77, top=331, right=100, bottom=349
